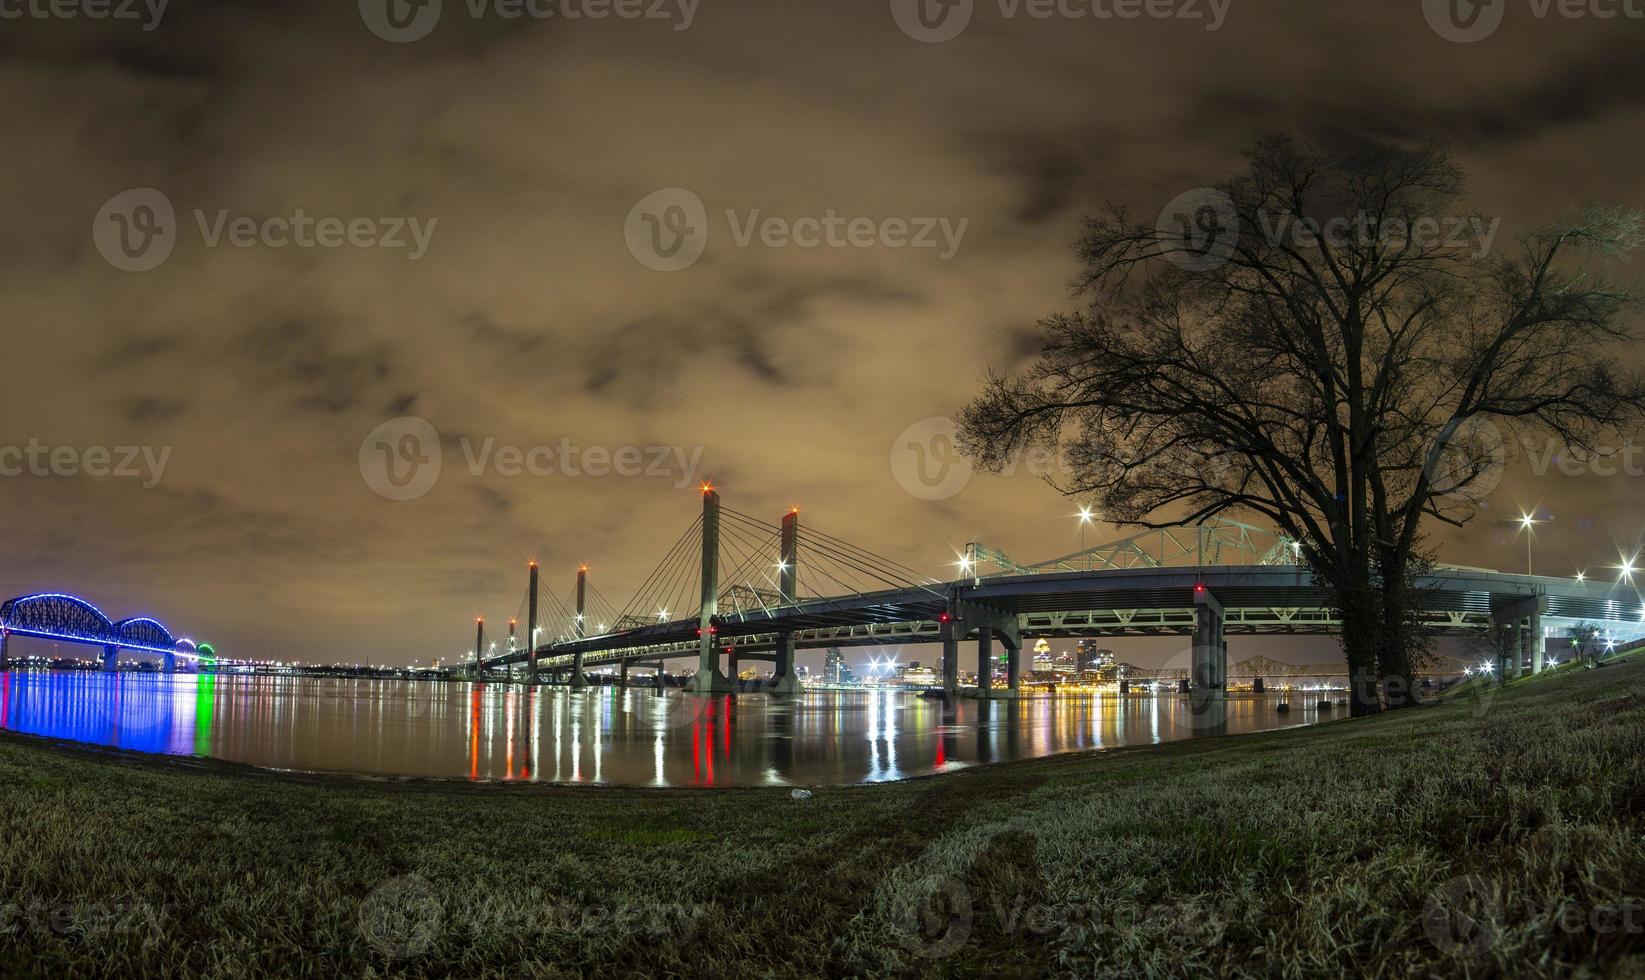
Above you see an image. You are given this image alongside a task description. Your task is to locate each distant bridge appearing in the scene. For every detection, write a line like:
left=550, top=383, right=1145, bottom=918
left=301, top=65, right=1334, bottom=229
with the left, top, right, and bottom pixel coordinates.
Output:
left=0, top=593, right=205, bottom=672
left=466, top=489, right=1645, bottom=699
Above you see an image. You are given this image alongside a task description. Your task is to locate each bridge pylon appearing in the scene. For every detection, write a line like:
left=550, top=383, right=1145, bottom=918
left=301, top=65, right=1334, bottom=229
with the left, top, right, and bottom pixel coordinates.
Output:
left=686, top=487, right=736, bottom=694
left=473, top=617, right=486, bottom=682
left=0, top=629, right=8, bottom=670
left=524, top=561, right=539, bottom=685
left=568, top=566, right=589, bottom=688
left=768, top=508, right=802, bottom=698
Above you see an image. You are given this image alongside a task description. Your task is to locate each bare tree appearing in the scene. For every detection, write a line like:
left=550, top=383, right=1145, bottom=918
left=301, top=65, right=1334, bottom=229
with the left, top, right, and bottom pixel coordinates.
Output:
left=959, top=137, right=1644, bottom=716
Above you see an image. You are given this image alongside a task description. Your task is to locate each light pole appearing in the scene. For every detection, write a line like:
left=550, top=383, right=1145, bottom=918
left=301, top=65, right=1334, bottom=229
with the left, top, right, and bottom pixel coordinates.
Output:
left=1499, top=513, right=1544, bottom=575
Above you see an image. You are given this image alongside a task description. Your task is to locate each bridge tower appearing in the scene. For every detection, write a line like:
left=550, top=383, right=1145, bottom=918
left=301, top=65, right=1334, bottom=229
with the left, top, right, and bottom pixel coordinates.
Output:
left=768, top=507, right=802, bottom=697
left=686, top=487, right=736, bottom=693
left=568, top=566, right=589, bottom=688
left=0, top=628, right=9, bottom=670
left=473, top=617, right=485, bottom=682
left=525, top=561, right=539, bottom=685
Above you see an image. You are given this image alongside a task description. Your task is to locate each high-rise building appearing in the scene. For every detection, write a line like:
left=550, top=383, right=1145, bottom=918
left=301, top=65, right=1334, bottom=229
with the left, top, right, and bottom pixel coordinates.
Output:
left=823, top=647, right=854, bottom=684
left=1032, top=638, right=1053, bottom=673
left=1075, top=639, right=1098, bottom=675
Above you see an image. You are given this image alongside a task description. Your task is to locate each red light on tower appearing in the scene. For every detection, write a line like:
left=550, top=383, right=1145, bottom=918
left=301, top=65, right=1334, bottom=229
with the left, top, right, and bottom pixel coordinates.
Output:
left=1194, top=583, right=1205, bottom=593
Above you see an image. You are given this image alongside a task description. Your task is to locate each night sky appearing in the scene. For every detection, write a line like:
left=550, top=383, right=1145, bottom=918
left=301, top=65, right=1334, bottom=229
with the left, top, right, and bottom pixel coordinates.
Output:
left=2, top=0, right=1642, bottom=668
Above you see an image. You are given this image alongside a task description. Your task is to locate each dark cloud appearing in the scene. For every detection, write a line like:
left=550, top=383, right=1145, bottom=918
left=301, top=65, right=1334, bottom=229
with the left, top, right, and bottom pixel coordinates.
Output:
left=0, top=0, right=1641, bottom=668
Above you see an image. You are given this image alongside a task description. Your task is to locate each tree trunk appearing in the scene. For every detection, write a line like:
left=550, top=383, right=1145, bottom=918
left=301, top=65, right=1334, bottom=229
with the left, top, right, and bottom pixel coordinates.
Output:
left=1338, top=583, right=1383, bottom=717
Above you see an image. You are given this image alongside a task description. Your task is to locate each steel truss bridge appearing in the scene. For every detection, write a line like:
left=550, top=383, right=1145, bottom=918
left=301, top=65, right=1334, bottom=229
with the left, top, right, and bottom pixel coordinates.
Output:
left=468, top=490, right=1645, bottom=698
left=0, top=592, right=206, bottom=672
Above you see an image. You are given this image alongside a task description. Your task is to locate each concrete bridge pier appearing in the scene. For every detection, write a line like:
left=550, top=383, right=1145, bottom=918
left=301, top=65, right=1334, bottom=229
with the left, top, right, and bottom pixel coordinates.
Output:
left=619, top=660, right=630, bottom=688
left=1191, top=586, right=1227, bottom=698
left=769, top=631, right=802, bottom=697
left=0, top=630, right=9, bottom=670
left=975, top=627, right=994, bottom=696
left=1525, top=604, right=1544, bottom=675
left=1492, top=595, right=1546, bottom=680
left=102, top=644, right=119, bottom=672
left=655, top=661, right=666, bottom=696
left=940, top=615, right=960, bottom=697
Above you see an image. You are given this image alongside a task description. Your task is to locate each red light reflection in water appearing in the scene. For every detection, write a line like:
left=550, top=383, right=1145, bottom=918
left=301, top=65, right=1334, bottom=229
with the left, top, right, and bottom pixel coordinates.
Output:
left=469, top=687, right=481, bottom=780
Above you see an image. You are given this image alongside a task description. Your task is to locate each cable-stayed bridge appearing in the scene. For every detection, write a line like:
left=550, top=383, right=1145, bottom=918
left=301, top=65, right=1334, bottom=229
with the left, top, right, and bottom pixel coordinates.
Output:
left=467, top=488, right=1645, bottom=698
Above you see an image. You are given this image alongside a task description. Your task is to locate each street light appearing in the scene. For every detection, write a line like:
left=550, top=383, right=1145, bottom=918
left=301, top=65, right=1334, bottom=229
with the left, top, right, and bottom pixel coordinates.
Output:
left=1077, top=505, right=1096, bottom=570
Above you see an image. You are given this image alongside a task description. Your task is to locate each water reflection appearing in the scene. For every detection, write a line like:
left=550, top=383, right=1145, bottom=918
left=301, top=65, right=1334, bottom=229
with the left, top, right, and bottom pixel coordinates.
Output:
left=0, top=671, right=1322, bottom=787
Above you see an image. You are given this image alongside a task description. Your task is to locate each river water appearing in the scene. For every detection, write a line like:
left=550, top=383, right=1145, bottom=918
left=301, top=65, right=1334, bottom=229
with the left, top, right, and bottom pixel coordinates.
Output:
left=0, top=670, right=1328, bottom=786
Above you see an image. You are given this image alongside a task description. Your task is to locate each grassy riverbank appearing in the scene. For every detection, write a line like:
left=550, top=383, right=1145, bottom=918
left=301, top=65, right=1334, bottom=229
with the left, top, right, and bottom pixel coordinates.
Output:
left=3, top=658, right=1644, bottom=978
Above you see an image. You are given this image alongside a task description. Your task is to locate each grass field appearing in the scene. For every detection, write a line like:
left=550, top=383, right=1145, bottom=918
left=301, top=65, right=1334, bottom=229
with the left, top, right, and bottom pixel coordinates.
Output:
left=3, top=656, right=1644, bottom=978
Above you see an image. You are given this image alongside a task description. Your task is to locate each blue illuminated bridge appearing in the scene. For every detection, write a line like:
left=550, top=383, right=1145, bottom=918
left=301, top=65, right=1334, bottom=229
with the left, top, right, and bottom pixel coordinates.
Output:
left=0, top=593, right=206, bottom=672
left=469, top=490, right=1645, bottom=698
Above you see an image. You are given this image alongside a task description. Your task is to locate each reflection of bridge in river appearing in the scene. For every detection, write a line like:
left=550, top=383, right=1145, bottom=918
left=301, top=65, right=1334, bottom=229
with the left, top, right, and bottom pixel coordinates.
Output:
left=469, top=490, right=1645, bottom=699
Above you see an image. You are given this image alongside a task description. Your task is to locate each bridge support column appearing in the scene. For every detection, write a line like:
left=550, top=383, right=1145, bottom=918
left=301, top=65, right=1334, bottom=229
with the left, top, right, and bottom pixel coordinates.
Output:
left=940, top=616, right=959, bottom=697
left=727, top=650, right=740, bottom=683
left=687, top=488, right=735, bottom=694
left=1003, top=635, right=1022, bottom=697
left=1527, top=605, right=1544, bottom=675
left=655, top=662, right=666, bottom=696
left=1192, top=586, right=1226, bottom=699
left=164, top=652, right=176, bottom=674
left=619, top=660, right=630, bottom=688
left=975, top=627, right=993, bottom=697
left=102, top=644, right=118, bottom=672
left=0, top=630, right=9, bottom=671
left=474, top=617, right=486, bottom=683
left=769, top=632, right=801, bottom=697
